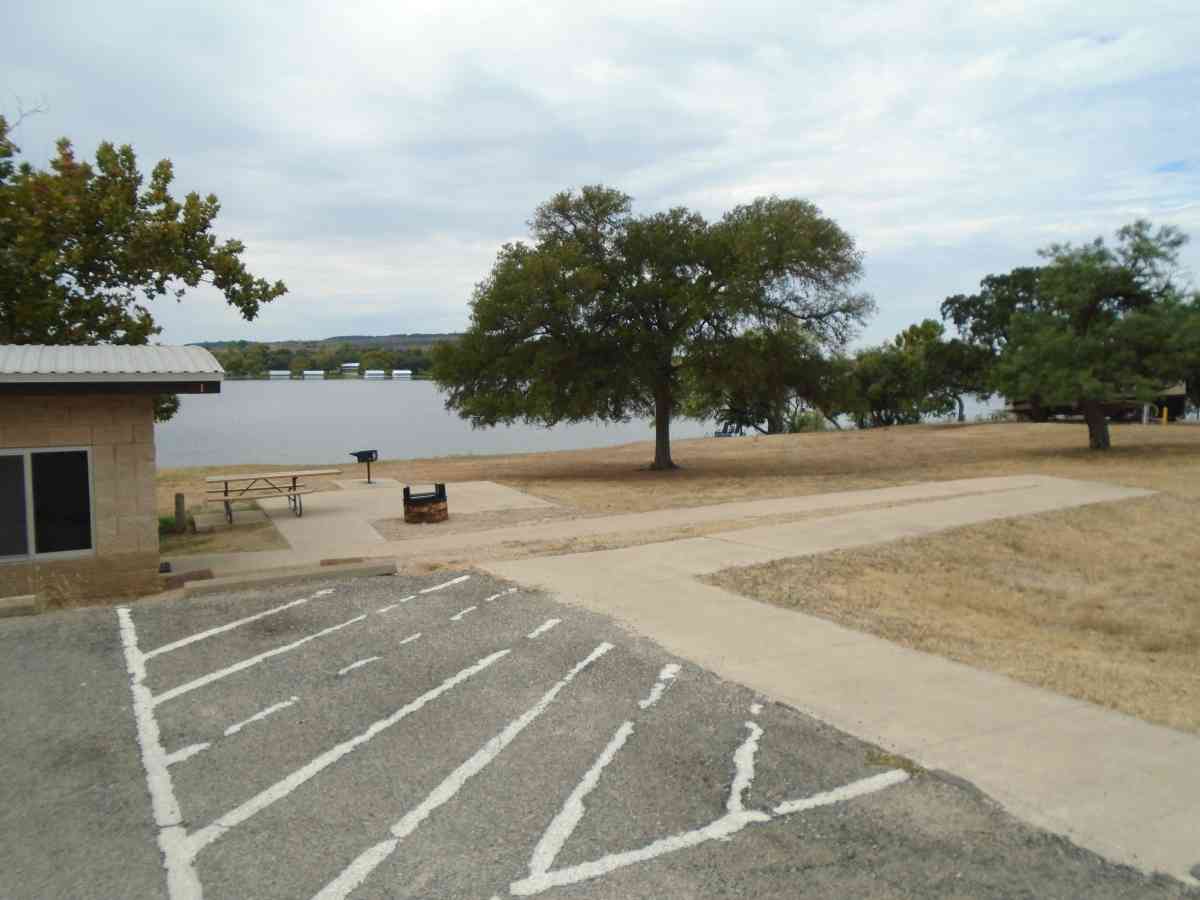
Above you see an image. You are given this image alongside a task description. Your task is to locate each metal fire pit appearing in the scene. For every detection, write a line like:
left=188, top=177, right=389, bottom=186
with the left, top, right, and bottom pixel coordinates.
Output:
left=403, top=483, right=448, bottom=524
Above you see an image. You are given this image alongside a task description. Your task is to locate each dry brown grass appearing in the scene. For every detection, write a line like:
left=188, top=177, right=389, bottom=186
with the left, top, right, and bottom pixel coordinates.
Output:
left=706, top=493, right=1200, bottom=733
left=157, top=421, right=1200, bottom=516
left=159, top=520, right=290, bottom=556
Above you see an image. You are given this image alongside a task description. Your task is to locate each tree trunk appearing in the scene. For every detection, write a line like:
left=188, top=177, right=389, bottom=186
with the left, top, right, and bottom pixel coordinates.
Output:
left=1082, top=399, right=1111, bottom=450
left=651, top=385, right=676, bottom=470
left=956, top=396, right=965, bottom=423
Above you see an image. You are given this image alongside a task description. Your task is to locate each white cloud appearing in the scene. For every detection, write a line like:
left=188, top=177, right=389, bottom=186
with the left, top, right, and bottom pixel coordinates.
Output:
left=4, top=0, right=1199, bottom=345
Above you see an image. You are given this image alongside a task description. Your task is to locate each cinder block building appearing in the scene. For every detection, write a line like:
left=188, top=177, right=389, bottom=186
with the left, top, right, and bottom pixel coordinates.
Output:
left=0, top=345, right=222, bottom=607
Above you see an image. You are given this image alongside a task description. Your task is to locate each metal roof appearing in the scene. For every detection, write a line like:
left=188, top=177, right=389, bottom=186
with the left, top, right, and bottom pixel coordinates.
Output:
left=0, top=345, right=223, bottom=383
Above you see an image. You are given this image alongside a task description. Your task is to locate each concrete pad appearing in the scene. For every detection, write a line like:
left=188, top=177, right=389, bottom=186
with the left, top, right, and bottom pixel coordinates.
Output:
left=333, top=477, right=404, bottom=490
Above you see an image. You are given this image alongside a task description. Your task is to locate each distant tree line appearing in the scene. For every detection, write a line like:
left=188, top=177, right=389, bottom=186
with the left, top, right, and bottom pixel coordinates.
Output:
left=212, top=341, right=438, bottom=377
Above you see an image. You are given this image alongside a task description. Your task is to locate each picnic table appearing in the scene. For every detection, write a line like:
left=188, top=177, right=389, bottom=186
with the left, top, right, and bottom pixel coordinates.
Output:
left=205, top=469, right=342, bottom=523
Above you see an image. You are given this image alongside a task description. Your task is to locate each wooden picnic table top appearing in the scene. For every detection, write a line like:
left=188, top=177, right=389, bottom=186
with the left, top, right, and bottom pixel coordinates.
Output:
left=204, top=468, right=342, bottom=483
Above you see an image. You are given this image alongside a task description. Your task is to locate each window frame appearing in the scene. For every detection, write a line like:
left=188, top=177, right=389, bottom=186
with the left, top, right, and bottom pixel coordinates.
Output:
left=0, top=446, right=97, bottom=563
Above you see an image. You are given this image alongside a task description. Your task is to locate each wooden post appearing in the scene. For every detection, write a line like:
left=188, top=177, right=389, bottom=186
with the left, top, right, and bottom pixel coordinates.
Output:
left=174, top=493, right=188, bottom=533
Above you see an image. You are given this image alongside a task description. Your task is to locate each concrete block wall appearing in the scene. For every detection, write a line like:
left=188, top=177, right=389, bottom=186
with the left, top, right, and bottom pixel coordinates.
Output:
left=0, top=393, right=160, bottom=606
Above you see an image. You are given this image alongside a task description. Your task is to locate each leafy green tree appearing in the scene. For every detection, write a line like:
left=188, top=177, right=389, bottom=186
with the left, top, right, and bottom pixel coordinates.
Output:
left=840, top=321, right=981, bottom=429
left=433, top=186, right=869, bottom=469
left=685, top=324, right=850, bottom=433
left=895, top=319, right=991, bottom=423
left=940, top=266, right=1043, bottom=416
left=0, top=116, right=285, bottom=419
left=993, top=221, right=1200, bottom=449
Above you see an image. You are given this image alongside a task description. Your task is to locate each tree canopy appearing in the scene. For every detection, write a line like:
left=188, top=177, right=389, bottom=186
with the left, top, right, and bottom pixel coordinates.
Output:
left=0, top=116, right=286, bottom=348
left=432, top=186, right=871, bottom=468
left=991, top=221, right=1200, bottom=449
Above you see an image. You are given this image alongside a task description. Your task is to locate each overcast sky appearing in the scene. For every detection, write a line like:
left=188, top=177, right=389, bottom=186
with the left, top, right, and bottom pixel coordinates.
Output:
left=6, top=1, right=1199, bottom=347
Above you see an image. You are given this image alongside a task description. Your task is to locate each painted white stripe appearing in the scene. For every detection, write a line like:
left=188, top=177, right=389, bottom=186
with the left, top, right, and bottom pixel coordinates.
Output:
left=397, top=594, right=417, bottom=604
left=187, top=648, right=510, bottom=854
left=314, top=589, right=336, bottom=597
left=399, top=633, right=422, bottom=645
left=313, top=642, right=615, bottom=900
left=224, top=697, right=299, bottom=737
left=772, top=769, right=910, bottom=816
left=164, top=743, right=211, bottom=767
left=450, top=606, right=477, bottom=621
left=529, top=721, right=634, bottom=877
left=526, top=619, right=560, bottom=639
left=376, top=604, right=399, bottom=614
left=483, top=588, right=518, bottom=603
left=144, top=596, right=311, bottom=659
left=511, top=722, right=769, bottom=896
left=153, top=615, right=367, bottom=706
left=337, top=656, right=381, bottom=677
left=727, top=721, right=762, bottom=813
left=116, top=607, right=203, bottom=899
left=418, top=575, right=470, bottom=594
left=637, top=663, right=681, bottom=709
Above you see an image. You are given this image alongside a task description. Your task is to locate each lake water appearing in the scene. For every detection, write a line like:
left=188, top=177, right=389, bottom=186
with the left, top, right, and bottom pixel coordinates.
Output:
left=154, top=379, right=718, bottom=468
left=155, top=379, right=1007, bottom=469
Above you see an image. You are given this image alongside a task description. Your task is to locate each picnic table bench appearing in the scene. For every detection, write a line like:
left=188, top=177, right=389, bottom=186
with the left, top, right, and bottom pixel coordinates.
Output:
left=205, top=469, right=342, bottom=523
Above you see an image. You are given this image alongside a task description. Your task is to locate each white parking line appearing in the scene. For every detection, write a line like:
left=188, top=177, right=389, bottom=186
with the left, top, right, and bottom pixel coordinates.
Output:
left=376, top=604, right=399, bottom=614
left=187, top=648, right=511, bottom=855
left=116, top=607, right=202, bottom=899
left=399, top=633, right=422, bottom=645
left=483, top=588, right=518, bottom=603
left=773, top=770, right=910, bottom=815
left=313, top=642, right=615, bottom=900
left=165, top=743, right=211, bottom=767
left=225, top=697, right=300, bottom=737
left=510, top=691, right=910, bottom=898
left=450, top=606, right=477, bottom=621
left=144, top=596, right=313, bottom=660
left=526, top=619, right=560, bottom=640
left=337, top=657, right=381, bottom=677
left=153, top=614, right=367, bottom=706
left=638, top=663, right=680, bottom=709
left=419, top=575, right=470, bottom=594
left=512, top=722, right=770, bottom=896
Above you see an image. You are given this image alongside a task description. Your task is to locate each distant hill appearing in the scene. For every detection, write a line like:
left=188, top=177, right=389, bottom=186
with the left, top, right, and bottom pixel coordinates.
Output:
left=195, top=333, right=461, bottom=350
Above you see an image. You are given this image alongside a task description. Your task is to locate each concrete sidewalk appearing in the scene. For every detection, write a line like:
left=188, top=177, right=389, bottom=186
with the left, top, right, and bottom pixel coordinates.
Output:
left=482, top=482, right=1200, bottom=886
left=171, top=474, right=1119, bottom=575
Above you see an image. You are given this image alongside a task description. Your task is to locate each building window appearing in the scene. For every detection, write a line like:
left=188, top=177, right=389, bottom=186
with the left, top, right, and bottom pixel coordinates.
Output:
left=0, top=448, right=94, bottom=560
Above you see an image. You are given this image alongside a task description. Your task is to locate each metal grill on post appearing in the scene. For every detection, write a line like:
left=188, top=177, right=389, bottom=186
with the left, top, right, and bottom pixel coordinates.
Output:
left=350, top=449, right=378, bottom=484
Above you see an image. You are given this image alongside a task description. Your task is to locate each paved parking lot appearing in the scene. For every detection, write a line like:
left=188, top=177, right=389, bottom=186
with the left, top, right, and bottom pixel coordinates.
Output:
left=1, top=572, right=1194, bottom=899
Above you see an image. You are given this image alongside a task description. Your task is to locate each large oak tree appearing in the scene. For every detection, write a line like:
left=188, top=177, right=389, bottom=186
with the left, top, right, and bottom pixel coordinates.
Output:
left=0, top=116, right=285, bottom=349
left=992, top=221, right=1200, bottom=449
left=432, top=186, right=870, bottom=469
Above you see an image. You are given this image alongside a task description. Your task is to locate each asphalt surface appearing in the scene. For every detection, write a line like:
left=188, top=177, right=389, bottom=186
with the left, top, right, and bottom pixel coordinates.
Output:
left=1, top=571, right=1195, bottom=900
